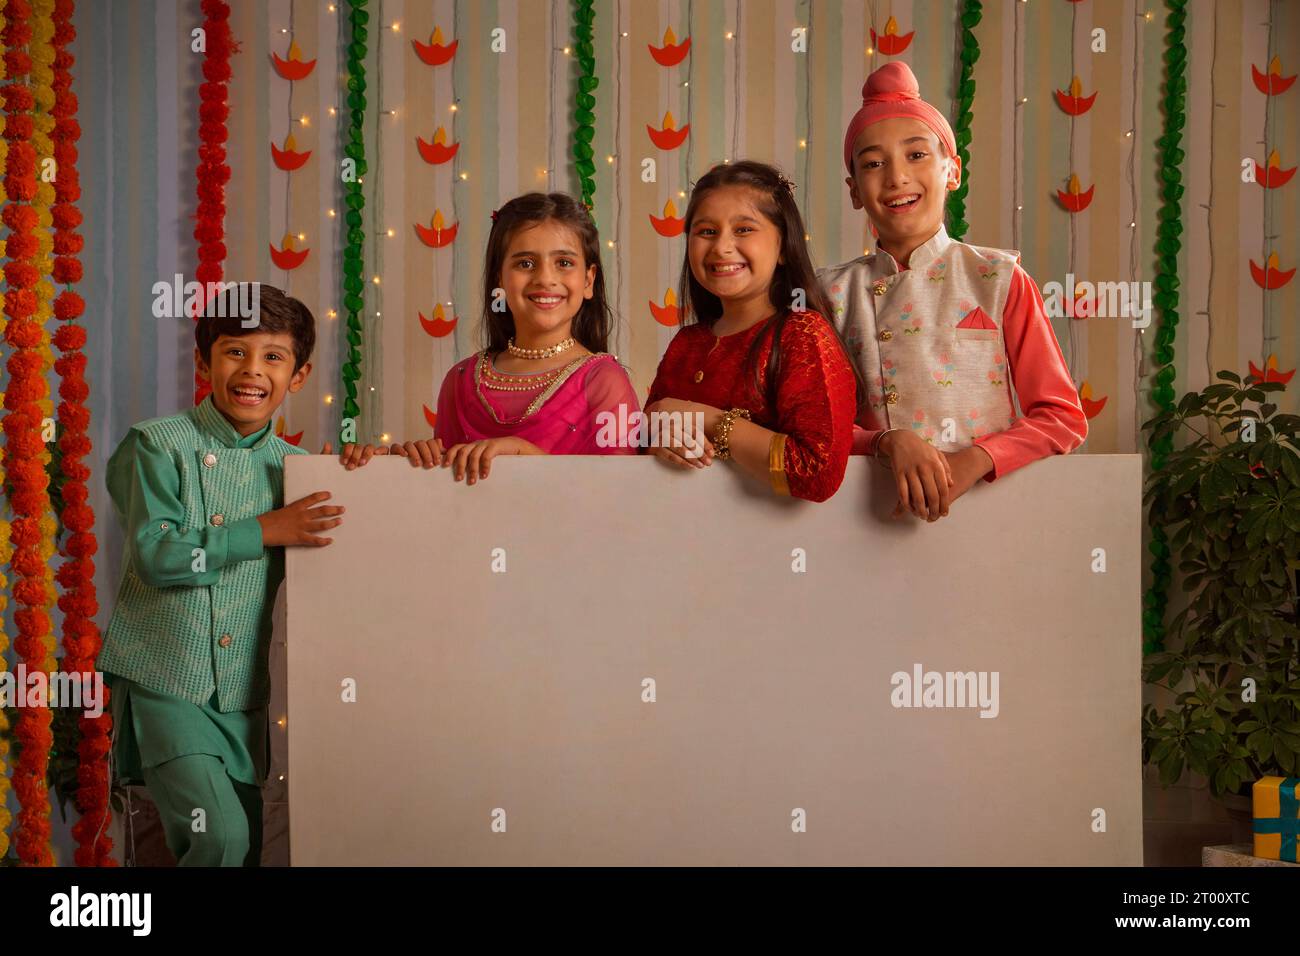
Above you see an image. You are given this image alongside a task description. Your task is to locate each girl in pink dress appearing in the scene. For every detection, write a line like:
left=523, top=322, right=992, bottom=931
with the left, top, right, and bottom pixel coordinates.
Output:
left=393, top=193, right=640, bottom=483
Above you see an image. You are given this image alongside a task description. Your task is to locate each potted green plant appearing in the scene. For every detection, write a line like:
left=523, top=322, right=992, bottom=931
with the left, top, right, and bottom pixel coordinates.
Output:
left=1141, top=371, right=1300, bottom=837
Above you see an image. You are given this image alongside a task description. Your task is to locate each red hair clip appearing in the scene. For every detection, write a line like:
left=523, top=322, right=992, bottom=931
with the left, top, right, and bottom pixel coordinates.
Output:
left=490, top=209, right=500, bottom=222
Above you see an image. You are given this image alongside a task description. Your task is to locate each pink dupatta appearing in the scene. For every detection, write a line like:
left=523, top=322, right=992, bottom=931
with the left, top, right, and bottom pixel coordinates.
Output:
left=434, top=351, right=641, bottom=454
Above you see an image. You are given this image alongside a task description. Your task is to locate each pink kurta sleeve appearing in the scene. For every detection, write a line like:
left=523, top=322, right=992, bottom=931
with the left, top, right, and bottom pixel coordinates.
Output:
left=973, top=264, right=1088, bottom=481
left=851, top=424, right=887, bottom=456
left=433, top=360, right=468, bottom=447
left=583, top=357, right=642, bottom=455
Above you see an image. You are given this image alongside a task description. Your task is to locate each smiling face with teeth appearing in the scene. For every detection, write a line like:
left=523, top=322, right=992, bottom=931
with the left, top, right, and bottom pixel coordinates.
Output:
left=845, top=117, right=962, bottom=268
left=499, top=219, right=597, bottom=350
left=195, top=332, right=311, bottom=437
left=686, top=185, right=785, bottom=331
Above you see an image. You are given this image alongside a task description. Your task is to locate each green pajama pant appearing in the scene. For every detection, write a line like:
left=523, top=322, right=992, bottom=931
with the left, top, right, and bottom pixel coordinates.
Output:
left=142, top=753, right=263, bottom=867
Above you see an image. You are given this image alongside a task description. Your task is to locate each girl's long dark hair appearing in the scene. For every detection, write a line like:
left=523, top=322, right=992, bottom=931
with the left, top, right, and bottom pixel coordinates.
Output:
left=481, top=192, right=613, bottom=355
left=678, top=160, right=866, bottom=415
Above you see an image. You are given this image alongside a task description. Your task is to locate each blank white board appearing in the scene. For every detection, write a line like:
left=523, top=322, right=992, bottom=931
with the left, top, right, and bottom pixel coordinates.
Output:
left=285, top=454, right=1142, bottom=865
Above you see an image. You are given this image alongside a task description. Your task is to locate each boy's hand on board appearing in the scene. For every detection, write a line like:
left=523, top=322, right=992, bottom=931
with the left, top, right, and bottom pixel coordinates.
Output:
left=882, top=429, right=953, bottom=522
left=340, top=443, right=390, bottom=470
left=390, top=438, right=446, bottom=468
left=939, top=445, right=995, bottom=506
left=257, top=492, right=344, bottom=547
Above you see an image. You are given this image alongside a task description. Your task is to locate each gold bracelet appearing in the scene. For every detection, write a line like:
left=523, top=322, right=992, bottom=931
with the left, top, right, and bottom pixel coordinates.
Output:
left=713, top=407, right=751, bottom=460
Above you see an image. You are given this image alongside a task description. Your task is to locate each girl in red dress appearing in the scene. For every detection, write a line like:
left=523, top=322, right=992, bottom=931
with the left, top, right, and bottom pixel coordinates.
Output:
left=645, top=161, right=863, bottom=502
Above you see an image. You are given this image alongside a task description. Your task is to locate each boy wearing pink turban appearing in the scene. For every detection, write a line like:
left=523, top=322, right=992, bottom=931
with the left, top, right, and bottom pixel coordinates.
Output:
left=818, top=62, right=1087, bottom=521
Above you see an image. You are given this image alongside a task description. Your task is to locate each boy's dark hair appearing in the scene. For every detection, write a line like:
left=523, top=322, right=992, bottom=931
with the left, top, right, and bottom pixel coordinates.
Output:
left=195, top=283, right=316, bottom=371
left=678, top=160, right=866, bottom=414
left=480, top=192, right=612, bottom=355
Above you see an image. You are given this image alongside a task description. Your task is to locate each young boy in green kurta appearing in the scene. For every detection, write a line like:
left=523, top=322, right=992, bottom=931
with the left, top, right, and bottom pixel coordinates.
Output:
left=99, top=285, right=353, bottom=866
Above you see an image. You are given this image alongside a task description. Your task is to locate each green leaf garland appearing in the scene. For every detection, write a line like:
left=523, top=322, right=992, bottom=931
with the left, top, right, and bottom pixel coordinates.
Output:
left=945, top=0, right=981, bottom=240
left=572, top=0, right=597, bottom=208
left=1142, top=0, right=1188, bottom=655
left=340, top=0, right=369, bottom=429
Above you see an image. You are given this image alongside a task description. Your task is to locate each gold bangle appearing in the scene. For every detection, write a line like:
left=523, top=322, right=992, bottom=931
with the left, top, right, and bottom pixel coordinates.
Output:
left=768, top=433, right=791, bottom=496
left=713, top=407, right=751, bottom=460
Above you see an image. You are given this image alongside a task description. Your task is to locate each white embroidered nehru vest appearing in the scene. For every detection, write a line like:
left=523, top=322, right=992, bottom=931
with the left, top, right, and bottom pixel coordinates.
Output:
left=818, top=224, right=1019, bottom=450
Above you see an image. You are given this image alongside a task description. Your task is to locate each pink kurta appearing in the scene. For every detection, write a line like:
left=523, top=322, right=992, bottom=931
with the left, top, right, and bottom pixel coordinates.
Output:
left=434, top=351, right=641, bottom=454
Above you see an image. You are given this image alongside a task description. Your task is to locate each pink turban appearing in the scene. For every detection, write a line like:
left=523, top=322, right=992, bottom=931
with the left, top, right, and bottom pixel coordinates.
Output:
left=843, top=62, right=956, bottom=173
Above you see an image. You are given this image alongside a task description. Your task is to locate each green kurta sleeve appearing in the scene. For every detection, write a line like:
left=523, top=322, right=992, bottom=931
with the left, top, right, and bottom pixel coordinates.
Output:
left=106, top=428, right=265, bottom=589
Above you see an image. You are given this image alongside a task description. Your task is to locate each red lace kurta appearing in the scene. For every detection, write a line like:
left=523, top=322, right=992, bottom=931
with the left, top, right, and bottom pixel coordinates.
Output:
left=646, top=310, right=858, bottom=502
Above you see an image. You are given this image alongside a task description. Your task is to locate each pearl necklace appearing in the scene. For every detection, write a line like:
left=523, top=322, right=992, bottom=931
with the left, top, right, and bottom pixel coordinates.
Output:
left=507, top=336, right=576, bottom=360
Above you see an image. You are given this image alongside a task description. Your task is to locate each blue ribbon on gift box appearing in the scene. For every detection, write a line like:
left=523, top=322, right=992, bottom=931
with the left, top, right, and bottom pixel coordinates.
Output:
left=1253, top=777, right=1300, bottom=862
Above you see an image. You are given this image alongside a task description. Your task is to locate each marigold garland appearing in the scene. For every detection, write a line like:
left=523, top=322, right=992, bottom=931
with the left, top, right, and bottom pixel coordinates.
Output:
left=0, top=0, right=13, bottom=863
left=51, top=0, right=110, bottom=866
left=2, top=0, right=56, bottom=866
left=193, top=0, right=235, bottom=404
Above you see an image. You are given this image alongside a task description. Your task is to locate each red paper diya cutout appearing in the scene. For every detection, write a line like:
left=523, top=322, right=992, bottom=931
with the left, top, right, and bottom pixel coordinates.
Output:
left=415, top=210, right=458, bottom=248
left=1248, top=354, right=1296, bottom=385
left=422, top=404, right=438, bottom=429
left=650, top=198, right=684, bottom=237
left=1250, top=252, right=1296, bottom=290
left=648, top=26, right=690, bottom=66
left=1055, top=76, right=1097, bottom=115
left=270, top=233, right=309, bottom=270
left=414, top=27, right=457, bottom=66
left=271, top=132, right=311, bottom=171
left=1056, top=173, right=1095, bottom=212
left=1078, top=381, right=1107, bottom=420
left=1252, top=56, right=1297, bottom=96
left=647, top=111, right=690, bottom=151
left=870, top=16, right=914, bottom=56
left=275, top=416, right=304, bottom=447
left=272, top=40, right=316, bottom=81
left=649, top=287, right=680, bottom=327
left=417, top=126, right=459, bottom=165
left=419, top=303, right=458, bottom=337
left=1254, top=150, right=1297, bottom=189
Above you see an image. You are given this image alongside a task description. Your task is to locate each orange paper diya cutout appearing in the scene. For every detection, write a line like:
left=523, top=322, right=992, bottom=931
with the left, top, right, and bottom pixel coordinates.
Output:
left=647, top=111, right=690, bottom=151
left=1249, top=252, right=1296, bottom=290
left=422, top=405, right=438, bottom=429
left=271, top=133, right=311, bottom=171
left=419, top=303, right=458, bottom=338
left=870, top=16, right=914, bottom=56
left=1248, top=354, right=1296, bottom=385
left=1078, top=382, right=1107, bottom=420
left=1252, top=56, right=1297, bottom=96
left=275, top=416, right=303, bottom=447
left=270, top=233, right=309, bottom=271
left=416, top=126, right=459, bottom=165
left=649, top=288, right=680, bottom=327
left=650, top=199, right=684, bottom=237
left=1054, top=76, right=1097, bottom=115
left=1254, top=150, right=1297, bottom=189
left=415, top=210, right=458, bottom=248
left=271, top=40, right=316, bottom=81
left=1056, top=173, right=1095, bottom=212
left=648, top=26, right=690, bottom=66
left=414, top=27, right=457, bottom=66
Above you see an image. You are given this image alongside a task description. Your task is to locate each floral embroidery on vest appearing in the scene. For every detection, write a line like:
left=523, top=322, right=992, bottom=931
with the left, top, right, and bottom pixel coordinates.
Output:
left=988, top=353, right=1006, bottom=386
left=926, top=260, right=947, bottom=282
left=900, top=302, right=922, bottom=334
left=977, top=254, right=1000, bottom=279
left=911, top=409, right=936, bottom=442
left=932, top=353, right=955, bottom=387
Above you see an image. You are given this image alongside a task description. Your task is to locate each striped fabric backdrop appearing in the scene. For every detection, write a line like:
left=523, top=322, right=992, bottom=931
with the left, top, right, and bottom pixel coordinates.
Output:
left=64, top=0, right=1299, bottom=606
